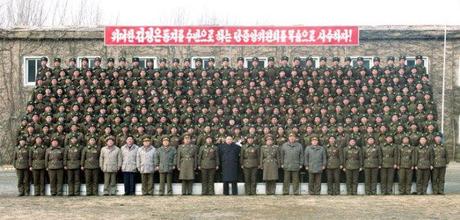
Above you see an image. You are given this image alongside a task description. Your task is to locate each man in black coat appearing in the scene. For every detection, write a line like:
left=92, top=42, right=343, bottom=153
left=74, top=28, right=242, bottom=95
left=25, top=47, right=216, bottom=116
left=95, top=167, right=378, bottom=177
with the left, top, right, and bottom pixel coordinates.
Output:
left=218, top=136, right=241, bottom=195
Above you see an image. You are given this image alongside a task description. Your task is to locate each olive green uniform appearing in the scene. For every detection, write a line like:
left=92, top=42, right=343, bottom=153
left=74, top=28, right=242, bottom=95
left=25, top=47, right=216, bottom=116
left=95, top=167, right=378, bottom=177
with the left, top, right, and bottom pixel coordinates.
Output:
left=64, top=144, right=82, bottom=196
left=177, top=144, right=198, bottom=195
left=81, top=144, right=100, bottom=196
left=363, top=144, right=381, bottom=195
left=240, top=144, right=259, bottom=195
left=45, top=147, right=64, bottom=196
left=380, top=143, right=397, bottom=195
left=397, top=144, right=415, bottom=195
left=414, top=145, right=433, bottom=195
left=325, top=143, right=342, bottom=195
left=343, top=145, right=362, bottom=195
left=432, top=143, right=449, bottom=194
left=260, top=144, right=280, bottom=195
left=13, top=144, right=30, bottom=196
left=29, top=145, right=46, bottom=196
left=198, top=144, right=220, bottom=195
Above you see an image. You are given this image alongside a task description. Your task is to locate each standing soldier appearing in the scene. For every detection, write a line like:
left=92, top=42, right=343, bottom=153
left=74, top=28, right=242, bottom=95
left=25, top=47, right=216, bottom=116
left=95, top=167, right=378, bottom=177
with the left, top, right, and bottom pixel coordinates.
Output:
left=136, top=137, right=156, bottom=196
left=380, top=135, right=397, bottom=195
left=325, top=136, right=343, bottom=195
left=198, top=136, right=219, bottom=195
left=432, top=133, right=449, bottom=195
left=177, top=135, right=198, bottom=195
left=304, top=137, right=327, bottom=195
left=64, top=136, right=82, bottom=196
left=81, top=137, right=100, bottom=196
left=13, top=138, right=30, bottom=196
left=397, top=136, right=415, bottom=195
left=343, top=138, right=362, bottom=195
left=280, top=133, right=304, bottom=195
left=155, top=137, right=177, bottom=196
left=46, top=138, right=64, bottom=196
left=100, top=136, right=122, bottom=196
left=240, top=136, right=259, bottom=195
left=121, top=136, right=139, bottom=196
left=260, top=136, right=280, bottom=195
left=363, top=137, right=381, bottom=195
left=414, top=136, right=433, bottom=195
left=29, top=136, right=46, bottom=196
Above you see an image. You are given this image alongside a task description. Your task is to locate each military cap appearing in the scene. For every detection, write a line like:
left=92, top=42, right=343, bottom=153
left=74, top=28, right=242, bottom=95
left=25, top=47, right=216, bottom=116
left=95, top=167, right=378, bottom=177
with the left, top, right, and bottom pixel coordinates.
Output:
left=416, top=55, right=423, bottom=60
left=132, top=57, right=140, bottom=62
left=265, top=136, right=273, bottom=141
left=281, top=56, right=289, bottom=61
left=95, top=57, right=102, bottom=62
left=399, top=55, right=406, bottom=60
left=119, top=57, right=126, bottom=62
left=173, top=58, right=180, bottom=63
left=146, top=58, right=154, bottom=62
left=40, top=57, right=48, bottom=62
left=183, top=134, right=191, bottom=139
left=209, top=57, right=215, bottom=62
left=288, top=132, right=296, bottom=137
left=237, top=57, right=244, bottom=62
left=51, top=137, right=59, bottom=142
left=69, top=58, right=77, bottom=62
left=320, top=56, right=327, bottom=61
left=332, top=57, right=340, bottom=62
left=162, top=137, right=170, bottom=141
left=294, top=56, right=301, bottom=61
left=344, top=56, right=352, bottom=62
left=81, top=57, right=89, bottom=62
left=54, top=58, right=61, bottom=62
left=268, top=57, right=275, bottom=62
left=387, top=56, right=395, bottom=61
left=143, top=137, right=151, bottom=142
left=222, top=57, right=230, bottom=62
left=311, top=136, right=319, bottom=141
left=357, top=57, right=364, bottom=61
left=105, top=136, right=115, bottom=142
left=184, top=58, right=191, bottom=62
left=252, top=57, right=259, bottom=62
left=374, top=57, right=380, bottom=62
left=107, top=57, right=115, bottom=62
left=195, top=58, right=202, bottom=62
left=246, top=135, right=254, bottom=139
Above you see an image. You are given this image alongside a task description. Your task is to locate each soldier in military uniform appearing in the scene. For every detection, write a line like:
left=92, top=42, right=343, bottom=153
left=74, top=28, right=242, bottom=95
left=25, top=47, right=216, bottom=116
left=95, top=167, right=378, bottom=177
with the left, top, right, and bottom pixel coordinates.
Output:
left=13, top=138, right=30, bottom=196
left=397, top=136, right=415, bottom=195
left=363, top=137, right=381, bottom=195
left=380, top=135, right=397, bottom=195
left=29, top=136, right=46, bottom=196
left=304, top=137, right=327, bottom=195
left=240, top=136, right=259, bottom=195
left=198, top=136, right=219, bottom=195
left=64, top=135, right=82, bottom=196
left=343, top=138, right=362, bottom=195
left=414, top=136, right=433, bottom=195
left=46, top=138, right=64, bottom=196
left=81, top=137, right=100, bottom=196
left=136, top=137, right=156, bottom=196
left=325, top=136, right=342, bottom=195
left=280, top=133, right=303, bottom=195
left=155, top=137, right=177, bottom=196
left=431, top=133, right=449, bottom=194
left=259, top=136, right=280, bottom=195
left=177, top=135, right=198, bottom=195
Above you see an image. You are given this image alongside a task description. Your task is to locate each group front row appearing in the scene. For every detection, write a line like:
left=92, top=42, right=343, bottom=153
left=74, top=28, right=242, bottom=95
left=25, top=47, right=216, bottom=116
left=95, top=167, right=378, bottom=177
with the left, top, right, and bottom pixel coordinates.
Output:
left=13, top=133, right=449, bottom=196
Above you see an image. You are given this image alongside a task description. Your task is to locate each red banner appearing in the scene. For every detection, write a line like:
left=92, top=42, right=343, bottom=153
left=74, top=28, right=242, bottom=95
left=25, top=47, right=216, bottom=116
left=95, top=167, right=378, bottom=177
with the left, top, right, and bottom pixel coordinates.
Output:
left=104, top=26, right=359, bottom=46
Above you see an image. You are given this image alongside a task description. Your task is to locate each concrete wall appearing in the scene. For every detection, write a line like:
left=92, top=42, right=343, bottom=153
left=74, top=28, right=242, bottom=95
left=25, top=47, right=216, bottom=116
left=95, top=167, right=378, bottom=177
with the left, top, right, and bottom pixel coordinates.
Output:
left=0, top=26, right=459, bottom=163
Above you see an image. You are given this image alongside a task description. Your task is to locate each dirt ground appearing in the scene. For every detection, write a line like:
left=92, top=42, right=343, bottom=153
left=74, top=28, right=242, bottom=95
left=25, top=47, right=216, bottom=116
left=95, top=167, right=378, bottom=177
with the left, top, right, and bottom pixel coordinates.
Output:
left=0, top=195, right=459, bottom=219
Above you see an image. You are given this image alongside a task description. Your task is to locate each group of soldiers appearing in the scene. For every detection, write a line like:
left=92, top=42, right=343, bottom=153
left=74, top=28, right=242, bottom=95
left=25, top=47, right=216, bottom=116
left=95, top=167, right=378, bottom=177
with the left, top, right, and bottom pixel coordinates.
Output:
left=13, top=54, right=448, bottom=196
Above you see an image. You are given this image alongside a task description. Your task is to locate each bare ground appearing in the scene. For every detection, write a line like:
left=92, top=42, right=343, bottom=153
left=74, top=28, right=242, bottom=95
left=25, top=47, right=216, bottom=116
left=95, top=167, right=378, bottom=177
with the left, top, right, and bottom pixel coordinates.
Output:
left=0, top=195, right=459, bottom=220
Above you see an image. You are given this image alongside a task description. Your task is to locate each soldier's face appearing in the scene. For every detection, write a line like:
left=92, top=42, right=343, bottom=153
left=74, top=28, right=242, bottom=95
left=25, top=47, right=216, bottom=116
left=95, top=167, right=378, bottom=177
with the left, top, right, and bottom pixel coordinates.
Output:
left=163, top=140, right=169, bottom=146
left=184, top=138, right=191, bottom=144
left=311, top=140, right=318, bottom=145
left=126, top=138, right=134, bottom=145
left=143, top=141, right=151, bottom=147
